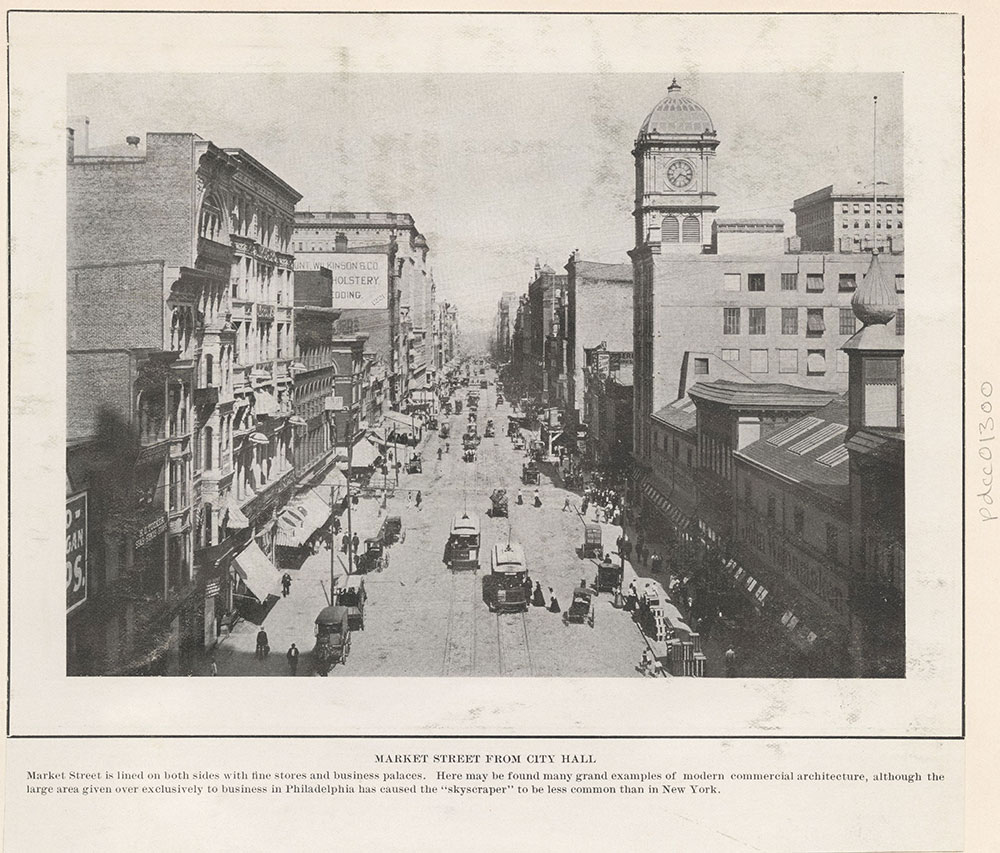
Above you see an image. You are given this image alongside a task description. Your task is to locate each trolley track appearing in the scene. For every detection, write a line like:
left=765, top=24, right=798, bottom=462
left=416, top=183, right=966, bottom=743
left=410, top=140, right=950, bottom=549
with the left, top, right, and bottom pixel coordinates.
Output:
left=441, top=568, right=478, bottom=676
left=496, top=610, right=533, bottom=677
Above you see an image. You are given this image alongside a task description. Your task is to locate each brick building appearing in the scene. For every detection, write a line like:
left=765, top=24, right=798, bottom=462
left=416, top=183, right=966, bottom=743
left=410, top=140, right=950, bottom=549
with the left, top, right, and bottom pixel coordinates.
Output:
left=581, top=343, right=634, bottom=470
left=564, top=254, right=633, bottom=427
left=67, top=127, right=302, bottom=671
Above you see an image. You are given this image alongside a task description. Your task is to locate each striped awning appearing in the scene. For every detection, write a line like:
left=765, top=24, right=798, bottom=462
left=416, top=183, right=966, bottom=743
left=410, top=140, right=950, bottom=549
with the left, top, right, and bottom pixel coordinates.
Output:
left=641, top=481, right=691, bottom=530
left=275, top=489, right=331, bottom=548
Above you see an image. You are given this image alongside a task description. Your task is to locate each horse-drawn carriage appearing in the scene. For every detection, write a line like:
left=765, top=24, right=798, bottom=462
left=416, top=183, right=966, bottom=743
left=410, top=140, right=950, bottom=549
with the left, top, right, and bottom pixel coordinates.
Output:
left=490, top=488, right=509, bottom=518
left=562, top=587, right=595, bottom=628
left=521, top=461, right=540, bottom=485
left=405, top=452, right=423, bottom=474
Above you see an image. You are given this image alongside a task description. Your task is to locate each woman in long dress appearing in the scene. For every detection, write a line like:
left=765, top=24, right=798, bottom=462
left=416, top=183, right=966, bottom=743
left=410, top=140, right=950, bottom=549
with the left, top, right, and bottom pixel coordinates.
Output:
left=532, top=582, right=546, bottom=607
left=547, top=588, right=561, bottom=613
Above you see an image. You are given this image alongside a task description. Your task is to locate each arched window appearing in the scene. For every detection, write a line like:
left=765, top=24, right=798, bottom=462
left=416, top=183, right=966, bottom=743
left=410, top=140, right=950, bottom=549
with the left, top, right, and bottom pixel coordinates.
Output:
left=662, top=216, right=680, bottom=243
left=682, top=216, right=701, bottom=243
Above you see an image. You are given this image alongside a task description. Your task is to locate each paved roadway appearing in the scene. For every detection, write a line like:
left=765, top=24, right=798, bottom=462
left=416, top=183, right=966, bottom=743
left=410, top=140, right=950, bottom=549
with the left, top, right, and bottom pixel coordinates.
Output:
left=211, top=372, right=646, bottom=677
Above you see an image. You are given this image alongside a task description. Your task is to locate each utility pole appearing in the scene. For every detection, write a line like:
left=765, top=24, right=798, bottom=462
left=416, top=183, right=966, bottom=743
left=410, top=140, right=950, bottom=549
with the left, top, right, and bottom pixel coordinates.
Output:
left=345, top=423, right=354, bottom=576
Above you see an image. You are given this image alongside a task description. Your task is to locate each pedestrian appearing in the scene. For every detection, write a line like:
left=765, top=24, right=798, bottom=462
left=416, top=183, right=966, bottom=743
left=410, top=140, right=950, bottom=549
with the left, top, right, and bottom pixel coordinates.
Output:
left=281, top=572, right=292, bottom=597
left=581, top=496, right=589, bottom=516
left=286, top=643, right=299, bottom=676
left=517, top=489, right=523, bottom=505
left=209, top=658, right=218, bottom=677
left=342, top=533, right=350, bottom=554
left=534, top=488, right=541, bottom=507
left=548, top=587, right=561, bottom=613
left=352, top=533, right=359, bottom=555
left=563, top=496, right=573, bottom=512
left=416, top=490, right=423, bottom=511
left=256, top=628, right=269, bottom=660
left=725, top=647, right=737, bottom=677
left=532, top=582, right=546, bottom=607
left=437, top=446, right=443, bottom=460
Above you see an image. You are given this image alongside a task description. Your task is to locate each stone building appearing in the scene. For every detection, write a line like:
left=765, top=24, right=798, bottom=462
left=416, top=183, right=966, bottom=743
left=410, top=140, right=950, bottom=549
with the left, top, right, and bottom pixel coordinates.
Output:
left=791, top=185, right=904, bottom=253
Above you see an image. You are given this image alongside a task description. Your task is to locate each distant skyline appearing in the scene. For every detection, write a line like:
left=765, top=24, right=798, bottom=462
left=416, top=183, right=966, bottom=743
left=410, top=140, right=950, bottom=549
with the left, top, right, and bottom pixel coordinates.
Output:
left=69, top=72, right=903, bottom=329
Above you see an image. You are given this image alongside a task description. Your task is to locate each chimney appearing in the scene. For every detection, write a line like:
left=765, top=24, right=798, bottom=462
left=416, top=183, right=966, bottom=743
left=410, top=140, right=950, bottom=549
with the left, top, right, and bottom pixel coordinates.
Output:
left=335, top=232, right=348, bottom=252
left=786, top=235, right=802, bottom=253
left=126, top=135, right=141, bottom=148
left=67, top=115, right=89, bottom=155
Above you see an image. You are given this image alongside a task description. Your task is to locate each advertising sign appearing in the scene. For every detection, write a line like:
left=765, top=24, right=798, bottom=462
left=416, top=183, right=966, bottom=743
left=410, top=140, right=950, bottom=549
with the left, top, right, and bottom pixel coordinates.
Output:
left=294, top=253, right=388, bottom=309
left=135, top=512, right=168, bottom=549
left=66, top=492, right=87, bottom=614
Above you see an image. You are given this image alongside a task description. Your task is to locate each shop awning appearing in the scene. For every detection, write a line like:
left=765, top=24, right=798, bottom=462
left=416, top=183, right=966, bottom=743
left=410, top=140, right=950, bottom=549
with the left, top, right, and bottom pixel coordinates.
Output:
left=348, top=438, right=379, bottom=468
left=319, top=467, right=347, bottom=489
left=253, top=390, right=280, bottom=417
left=276, top=489, right=331, bottom=548
left=232, top=541, right=281, bottom=603
left=223, top=495, right=251, bottom=530
left=641, top=481, right=691, bottom=531
left=382, top=411, right=417, bottom=436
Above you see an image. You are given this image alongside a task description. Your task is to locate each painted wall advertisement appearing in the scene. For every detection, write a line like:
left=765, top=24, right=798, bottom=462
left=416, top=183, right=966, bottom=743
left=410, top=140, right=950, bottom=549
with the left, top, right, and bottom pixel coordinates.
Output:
left=66, top=492, right=88, bottom=614
left=293, top=253, right=388, bottom=309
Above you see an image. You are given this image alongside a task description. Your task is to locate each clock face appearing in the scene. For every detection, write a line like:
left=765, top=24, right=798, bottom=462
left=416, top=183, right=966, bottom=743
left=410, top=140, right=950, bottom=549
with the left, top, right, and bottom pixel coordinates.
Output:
left=665, top=159, right=694, bottom=189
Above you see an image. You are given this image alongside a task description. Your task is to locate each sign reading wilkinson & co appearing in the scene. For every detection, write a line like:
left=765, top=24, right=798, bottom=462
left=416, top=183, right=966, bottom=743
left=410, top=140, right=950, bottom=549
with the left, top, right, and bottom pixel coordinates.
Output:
left=66, top=492, right=88, bottom=614
left=294, top=253, right=388, bottom=309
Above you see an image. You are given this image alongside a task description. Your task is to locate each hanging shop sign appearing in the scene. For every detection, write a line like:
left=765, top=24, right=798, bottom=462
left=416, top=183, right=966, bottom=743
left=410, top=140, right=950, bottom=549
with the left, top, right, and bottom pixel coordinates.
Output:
left=135, top=513, right=168, bottom=549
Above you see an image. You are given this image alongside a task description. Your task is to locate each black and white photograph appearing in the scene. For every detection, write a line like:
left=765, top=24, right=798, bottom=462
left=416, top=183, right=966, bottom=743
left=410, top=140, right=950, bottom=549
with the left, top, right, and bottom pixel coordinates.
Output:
left=7, top=8, right=981, bottom=851
left=64, top=71, right=905, bottom=680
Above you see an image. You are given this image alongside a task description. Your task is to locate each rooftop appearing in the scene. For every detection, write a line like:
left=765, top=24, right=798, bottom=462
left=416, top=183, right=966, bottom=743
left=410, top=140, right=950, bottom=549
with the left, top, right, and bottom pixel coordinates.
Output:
left=653, top=396, right=698, bottom=433
left=688, top=380, right=837, bottom=410
left=736, top=398, right=851, bottom=504
left=570, top=259, right=634, bottom=282
left=792, top=184, right=905, bottom=210
left=638, top=79, right=715, bottom=137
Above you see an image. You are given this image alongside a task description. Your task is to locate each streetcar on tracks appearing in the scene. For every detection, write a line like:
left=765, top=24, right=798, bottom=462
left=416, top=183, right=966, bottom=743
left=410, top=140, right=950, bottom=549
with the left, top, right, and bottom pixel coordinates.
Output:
left=446, top=511, right=481, bottom=570
left=483, top=542, right=530, bottom=613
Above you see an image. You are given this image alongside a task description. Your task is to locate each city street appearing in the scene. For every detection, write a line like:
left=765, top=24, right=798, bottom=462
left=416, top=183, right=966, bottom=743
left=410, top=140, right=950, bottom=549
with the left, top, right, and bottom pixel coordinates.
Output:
left=211, top=374, right=647, bottom=677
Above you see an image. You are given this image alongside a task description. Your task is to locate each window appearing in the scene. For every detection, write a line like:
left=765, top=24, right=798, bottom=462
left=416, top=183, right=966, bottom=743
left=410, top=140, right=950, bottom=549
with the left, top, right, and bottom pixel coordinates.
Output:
left=781, top=308, right=798, bottom=335
left=807, top=349, right=826, bottom=375
left=854, top=220, right=860, bottom=229
left=864, top=358, right=899, bottom=428
left=686, top=448, right=693, bottom=467
left=662, top=216, right=680, bottom=243
left=682, top=216, right=701, bottom=243
left=864, top=220, right=870, bottom=229
left=886, top=221, right=893, bottom=229
left=897, top=219, right=903, bottom=229
left=897, top=204, right=903, bottom=214
left=747, top=273, right=765, bottom=292
left=896, top=309, right=904, bottom=335
left=839, top=307, right=857, bottom=335
left=841, top=203, right=849, bottom=213
left=694, top=357, right=709, bottom=375
left=778, top=349, right=798, bottom=373
left=724, top=273, right=741, bottom=292
left=826, top=524, right=839, bottom=559
left=885, top=203, right=893, bottom=214
left=842, top=220, right=849, bottom=228
left=722, top=348, right=739, bottom=362
left=744, top=481, right=752, bottom=504
left=767, top=494, right=777, bottom=522
left=793, top=508, right=805, bottom=537
left=806, top=308, right=826, bottom=337
left=864, top=204, right=871, bottom=214
left=749, top=308, right=766, bottom=335
left=674, top=439, right=680, bottom=457
left=723, top=307, right=741, bottom=335
left=750, top=349, right=768, bottom=373
left=806, top=274, right=824, bottom=293
left=838, top=273, right=857, bottom=292
left=781, top=273, right=798, bottom=291
left=836, top=350, right=850, bottom=373
left=895, top=274, right=904, bottom=293
left=853, top=204, right=860, bottom=213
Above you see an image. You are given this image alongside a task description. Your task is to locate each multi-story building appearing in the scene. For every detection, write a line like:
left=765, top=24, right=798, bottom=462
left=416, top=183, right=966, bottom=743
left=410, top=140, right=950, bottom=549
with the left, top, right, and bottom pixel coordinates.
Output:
left=564, top=254, right=633, bottom=427
left=292, top=211, right=434, bottom=408
left=628, top=80, right=904, bottom=466
left=494, top=291, right=518, bottom=364
left=67, top=127, right=301, bottom=670
left=636, top=249, right=904, bottom=676
left=791, top=185, right=904, bottom=253
left=581, top=344, right=634, bottom=470
left=527, top=261, right=568, bottom=401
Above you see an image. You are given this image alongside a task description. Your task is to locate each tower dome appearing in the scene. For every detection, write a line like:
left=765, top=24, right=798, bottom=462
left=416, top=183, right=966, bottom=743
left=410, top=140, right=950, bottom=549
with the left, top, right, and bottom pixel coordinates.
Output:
left=638, top=79, right=716, bottom=137
left=851, top=250, right=898, bottom=327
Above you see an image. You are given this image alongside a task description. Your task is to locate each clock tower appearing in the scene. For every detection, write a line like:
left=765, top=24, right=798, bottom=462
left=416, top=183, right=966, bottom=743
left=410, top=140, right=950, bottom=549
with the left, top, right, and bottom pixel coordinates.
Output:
left=633, top=79, right=720, bottom=253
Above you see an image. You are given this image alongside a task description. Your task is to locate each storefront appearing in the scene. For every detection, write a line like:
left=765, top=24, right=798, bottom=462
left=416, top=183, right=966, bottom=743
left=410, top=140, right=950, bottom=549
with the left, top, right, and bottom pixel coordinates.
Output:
left=231, top=538, right=282, bottom=624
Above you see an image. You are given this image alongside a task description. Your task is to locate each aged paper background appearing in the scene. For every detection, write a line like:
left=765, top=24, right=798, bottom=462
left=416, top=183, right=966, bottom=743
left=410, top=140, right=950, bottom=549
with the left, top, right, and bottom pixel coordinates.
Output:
left=4, top=4, right=993, bottom=851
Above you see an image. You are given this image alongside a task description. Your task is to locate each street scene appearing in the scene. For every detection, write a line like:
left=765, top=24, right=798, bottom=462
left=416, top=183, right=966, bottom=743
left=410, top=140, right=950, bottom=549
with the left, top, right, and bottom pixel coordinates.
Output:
left=66, top=72, right=905, bottom=679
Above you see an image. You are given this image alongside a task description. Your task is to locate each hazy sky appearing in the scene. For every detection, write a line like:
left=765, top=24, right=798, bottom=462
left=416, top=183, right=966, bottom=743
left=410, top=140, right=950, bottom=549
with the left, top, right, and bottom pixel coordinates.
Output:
left=69, top=73, right=902, bottom=330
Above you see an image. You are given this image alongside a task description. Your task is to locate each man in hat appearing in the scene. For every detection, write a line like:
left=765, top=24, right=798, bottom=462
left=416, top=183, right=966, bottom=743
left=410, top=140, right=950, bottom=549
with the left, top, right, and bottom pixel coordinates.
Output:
left=286, top=643, right=299, bottom=676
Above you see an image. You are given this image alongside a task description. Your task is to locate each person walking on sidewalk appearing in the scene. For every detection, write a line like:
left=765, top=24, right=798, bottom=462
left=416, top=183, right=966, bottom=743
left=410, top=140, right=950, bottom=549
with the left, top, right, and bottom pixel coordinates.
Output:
left=281, top=572, right=292, bottom=597
left=563, top=496, right=573, bottom=512
left=286, top=643, right=299, bottom=676
left=725, top=646, right=737, bottom=677
left=256, top=628, right=269, bottom=660
left=415, top=490, right=423, bottom=511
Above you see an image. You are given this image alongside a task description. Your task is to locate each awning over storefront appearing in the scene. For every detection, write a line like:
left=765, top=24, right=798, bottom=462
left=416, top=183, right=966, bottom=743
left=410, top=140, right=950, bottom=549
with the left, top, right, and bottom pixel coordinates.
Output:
left=276, top=489, right=331, bottom=548
left=319, top=467, right=348, bottom=489
left=252, top=390, right=280, bottom=417
left=232, top=541, right=281, bottom=603
left=411, top=388, right=436, bottom=403
left=348, top=438, right=380, bottom=468
left=382, top=411, right=417, bottom=436
left=641, top=481, right=691, bottom=530
left=223, top=495, right=251, bottom=530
